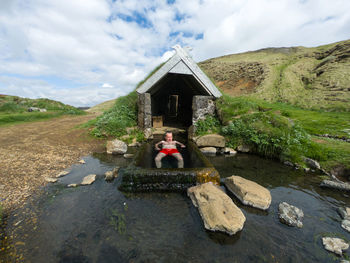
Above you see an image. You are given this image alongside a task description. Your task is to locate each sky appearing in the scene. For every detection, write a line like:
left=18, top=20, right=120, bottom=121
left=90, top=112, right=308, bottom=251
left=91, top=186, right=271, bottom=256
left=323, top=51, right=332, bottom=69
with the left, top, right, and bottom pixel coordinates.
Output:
left=0, top=0, right=350, bottom=107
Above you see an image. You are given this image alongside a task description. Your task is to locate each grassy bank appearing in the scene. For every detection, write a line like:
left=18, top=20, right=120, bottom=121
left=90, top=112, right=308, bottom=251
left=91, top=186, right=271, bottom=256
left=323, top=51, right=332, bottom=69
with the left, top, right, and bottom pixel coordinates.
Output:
left=197, top=95, right=350, bottom=171
left=85, top=91, right=144, bottom=143
left=0, top=95, right=85, bottom=126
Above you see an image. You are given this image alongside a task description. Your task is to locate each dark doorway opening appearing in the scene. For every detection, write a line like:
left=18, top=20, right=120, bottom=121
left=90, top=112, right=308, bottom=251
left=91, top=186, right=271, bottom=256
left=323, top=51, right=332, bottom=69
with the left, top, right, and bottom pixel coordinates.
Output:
left=150, top=73, right=208, bottom=127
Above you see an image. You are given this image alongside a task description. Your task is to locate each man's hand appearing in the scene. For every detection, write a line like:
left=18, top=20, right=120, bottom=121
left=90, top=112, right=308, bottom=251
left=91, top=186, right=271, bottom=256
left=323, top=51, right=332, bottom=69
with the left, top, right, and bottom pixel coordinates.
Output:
left=181, top=145, right=186, bottom=148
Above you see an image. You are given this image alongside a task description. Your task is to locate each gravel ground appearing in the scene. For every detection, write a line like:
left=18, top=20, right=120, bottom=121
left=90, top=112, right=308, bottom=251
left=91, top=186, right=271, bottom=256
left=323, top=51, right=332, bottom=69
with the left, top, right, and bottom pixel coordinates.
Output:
left=0, top=113, right=104, bottom=212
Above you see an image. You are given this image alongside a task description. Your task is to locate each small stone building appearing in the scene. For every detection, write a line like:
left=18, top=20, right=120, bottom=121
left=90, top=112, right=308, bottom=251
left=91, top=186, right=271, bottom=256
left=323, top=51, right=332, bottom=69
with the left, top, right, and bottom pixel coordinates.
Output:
left=136, top=45, right=222, bottom=135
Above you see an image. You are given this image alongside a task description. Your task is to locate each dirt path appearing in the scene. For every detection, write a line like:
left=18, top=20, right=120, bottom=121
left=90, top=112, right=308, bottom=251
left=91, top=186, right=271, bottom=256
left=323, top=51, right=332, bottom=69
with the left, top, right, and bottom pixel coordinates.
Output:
left=0, top=114, right=105, bottom=212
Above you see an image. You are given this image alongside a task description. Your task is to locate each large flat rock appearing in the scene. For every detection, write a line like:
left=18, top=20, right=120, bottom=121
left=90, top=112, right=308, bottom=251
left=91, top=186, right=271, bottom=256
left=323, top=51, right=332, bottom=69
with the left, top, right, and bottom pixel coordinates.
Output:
left=187, top=182, right=245, bottom=235
left=224, top=175, right=271, bottom=210
left=195, top=134, right=225, bottom=148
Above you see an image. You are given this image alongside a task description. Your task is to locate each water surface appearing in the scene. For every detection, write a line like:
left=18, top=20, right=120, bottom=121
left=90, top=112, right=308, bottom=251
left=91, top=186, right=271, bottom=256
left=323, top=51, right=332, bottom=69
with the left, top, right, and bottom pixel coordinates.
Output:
left=2, top=152, right=350, bottom=262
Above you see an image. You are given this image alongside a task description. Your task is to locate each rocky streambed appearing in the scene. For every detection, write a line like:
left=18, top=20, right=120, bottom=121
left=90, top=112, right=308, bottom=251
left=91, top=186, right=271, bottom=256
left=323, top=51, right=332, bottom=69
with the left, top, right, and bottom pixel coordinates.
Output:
left=1, top=152, right=350, bottom=262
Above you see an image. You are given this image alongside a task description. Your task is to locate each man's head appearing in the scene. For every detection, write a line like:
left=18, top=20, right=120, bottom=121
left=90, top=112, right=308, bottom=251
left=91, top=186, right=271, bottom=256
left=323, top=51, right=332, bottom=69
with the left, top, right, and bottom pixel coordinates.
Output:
left=165, top=131, right=173, bottom=142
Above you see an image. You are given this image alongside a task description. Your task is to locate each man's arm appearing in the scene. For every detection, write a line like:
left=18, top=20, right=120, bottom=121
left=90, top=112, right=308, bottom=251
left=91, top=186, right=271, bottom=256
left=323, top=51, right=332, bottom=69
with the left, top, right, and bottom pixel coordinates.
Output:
left=155, top=141, right=163, bottom=150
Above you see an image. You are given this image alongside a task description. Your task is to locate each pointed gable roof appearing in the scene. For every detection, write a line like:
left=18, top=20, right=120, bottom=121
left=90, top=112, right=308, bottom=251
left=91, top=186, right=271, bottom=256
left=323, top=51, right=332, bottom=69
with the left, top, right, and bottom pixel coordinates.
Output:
left=136, top=45, right=222, bottom=98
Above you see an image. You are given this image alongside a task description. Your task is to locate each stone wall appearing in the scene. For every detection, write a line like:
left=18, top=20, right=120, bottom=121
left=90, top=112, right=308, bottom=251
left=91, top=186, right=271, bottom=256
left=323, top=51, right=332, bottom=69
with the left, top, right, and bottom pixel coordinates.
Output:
left=137, top=93, right=152, bottom=129
left=192, top=95, right=216, bottom=125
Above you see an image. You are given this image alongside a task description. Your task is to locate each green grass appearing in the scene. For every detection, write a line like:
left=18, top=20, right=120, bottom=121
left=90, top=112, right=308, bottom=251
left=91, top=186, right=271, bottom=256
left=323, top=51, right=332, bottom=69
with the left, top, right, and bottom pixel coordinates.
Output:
left=209, top=95, right=350, bottom=169
left=216, top=95, right=350, bottom=139
left=0, top=95, right=85, bottom=126
left=89, top=91, right=141, bottom=139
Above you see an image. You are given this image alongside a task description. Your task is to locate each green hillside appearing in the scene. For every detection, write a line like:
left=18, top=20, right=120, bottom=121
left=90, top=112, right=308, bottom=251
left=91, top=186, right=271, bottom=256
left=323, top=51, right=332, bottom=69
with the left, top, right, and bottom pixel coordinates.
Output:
left=0, top=95, right=84, bottom=125
left=199, top=39, right=350, bottom=111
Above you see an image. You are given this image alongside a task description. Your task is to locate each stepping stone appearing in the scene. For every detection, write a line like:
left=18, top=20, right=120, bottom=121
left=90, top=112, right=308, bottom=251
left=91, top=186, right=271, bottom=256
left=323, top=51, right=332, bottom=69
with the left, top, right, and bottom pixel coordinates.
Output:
left=81, top=174, right=96, bottom=185
left=224, top=175, right=271, bottom=210
left=187, top=182, right=245, bottom=235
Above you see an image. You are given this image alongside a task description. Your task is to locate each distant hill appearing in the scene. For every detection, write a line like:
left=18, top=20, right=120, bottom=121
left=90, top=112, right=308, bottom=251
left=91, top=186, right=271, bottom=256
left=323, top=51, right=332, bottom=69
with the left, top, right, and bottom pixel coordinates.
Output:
left=199, top=39, right=350, bottom=111
left=0, top=95, right=82, bottom=114
left=87, top=98, right=117, bottom=114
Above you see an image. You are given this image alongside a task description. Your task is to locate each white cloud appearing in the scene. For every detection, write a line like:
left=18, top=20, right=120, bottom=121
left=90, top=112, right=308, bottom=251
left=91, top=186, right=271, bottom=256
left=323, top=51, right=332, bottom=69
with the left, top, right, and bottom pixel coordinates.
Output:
left=102, top=83, right=114, bottom=88
left=0, top=0, right=349, bottom=106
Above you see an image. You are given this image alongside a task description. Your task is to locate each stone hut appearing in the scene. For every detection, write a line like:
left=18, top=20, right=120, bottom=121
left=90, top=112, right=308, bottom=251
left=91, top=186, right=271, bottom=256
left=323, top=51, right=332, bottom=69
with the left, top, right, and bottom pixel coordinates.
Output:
left=136, top=45, right=222, bottom=136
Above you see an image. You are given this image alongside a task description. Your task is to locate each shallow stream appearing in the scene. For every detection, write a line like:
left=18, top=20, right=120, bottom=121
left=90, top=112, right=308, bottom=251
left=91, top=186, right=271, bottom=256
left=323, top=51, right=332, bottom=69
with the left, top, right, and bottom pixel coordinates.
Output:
left=1, top=152, right=350, bottom=262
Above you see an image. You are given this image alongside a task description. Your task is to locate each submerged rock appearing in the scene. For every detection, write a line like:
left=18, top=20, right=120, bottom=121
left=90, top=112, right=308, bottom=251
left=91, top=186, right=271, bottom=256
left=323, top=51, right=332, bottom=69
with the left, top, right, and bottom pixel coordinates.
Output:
left=106, top=139, right=127, bottom=155
left=78, top=159, right=86, bottom=164
left=278, top=202, right=304, bottom=228
left=200, top=147, right=217, bottom=154
left=322, top=237, right=349, bottom=255
left=104, top=167, right=120, bottom=182
left=104, top=171, right=114, bottom=181
left=224, top=176, right=271, bottom=210
left=123, top=153, right=134, bottom=159
left=195, top=134, right=225, bottom=148
left=67, top=184, right=78, bottom=188
left=187, top=182, right=245, bottom=235
left=320, top=180, right=350, bottom=191
left=81, top=174, right=96, bottom=185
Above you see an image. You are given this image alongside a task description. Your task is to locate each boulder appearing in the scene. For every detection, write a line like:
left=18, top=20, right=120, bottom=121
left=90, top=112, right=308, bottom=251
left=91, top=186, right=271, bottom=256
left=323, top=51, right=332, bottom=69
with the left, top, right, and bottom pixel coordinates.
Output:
left=81, top=174, right=96, bottom=185
left=106, top=139, right=127, bottom=155
left=224, top=147, right=237, bottom=155
left=200, top=147, right=217, bottom=154
left=187, top=182, right=245, bottom=235
left=236, top=145, right=250, bottom=153
left=283, top=161, right=294, bottom=167
left=224, top=176, right=271, bottom=210
left=320, top=180, right=350, bottom=191
left=195, top=134, right=225, bottom=148
left=304, top=157, right=321, bottom=170
left=322, top=237, right=349, bottom=255
left=278, top=202, right=304, bottom=228
left=28, top=107, right=40, bottom=112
